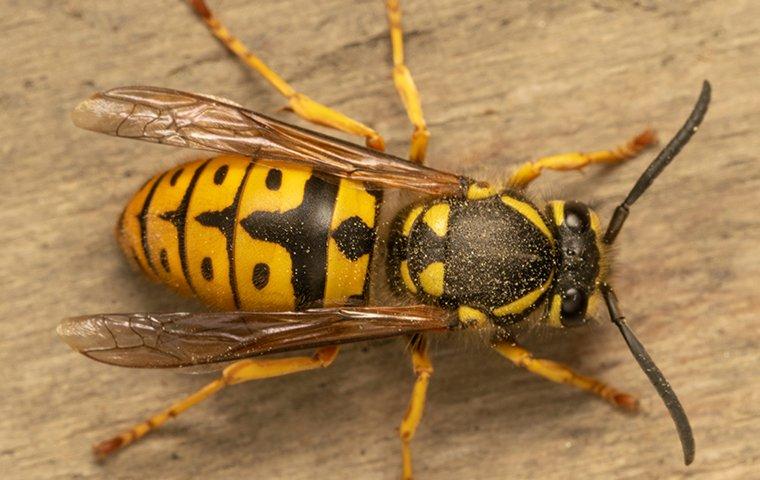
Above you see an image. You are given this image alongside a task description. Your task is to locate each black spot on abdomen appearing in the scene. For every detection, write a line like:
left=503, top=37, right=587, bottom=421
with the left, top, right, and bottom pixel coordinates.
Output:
left=265, top=168, right=282, bottom=190
left=252, top=263, right=270, bottom=290
left=159, top=249, right=170, bottom=272
left=213, top=165, right=229, bottom=185
left=201, top=257, right=213, bottom=281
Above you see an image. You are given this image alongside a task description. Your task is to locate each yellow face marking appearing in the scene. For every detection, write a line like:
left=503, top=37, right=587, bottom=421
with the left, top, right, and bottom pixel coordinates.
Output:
left=402, top=206, right=424, bottom=237
left=466, top=183, right=497, bottom=200
left=419, top=261, right=445, bottom=297
left=588, top=209, right=601, bottom=236
left=400, top=260, right=417, bottom=294
left=323, top=179, right=377, bottom=306
left=501, top=195, right=553, bottom=243
left=549, top=200, right=565, bottom=226
left=547, top=294, right=563, bottom=328
left=186, top=155, right=249, bottom=310
left=492, top=273, right=554, bottom=317
left=422, top=203, right=450, bottom=237
left=458, top=305, right=489, bottom=328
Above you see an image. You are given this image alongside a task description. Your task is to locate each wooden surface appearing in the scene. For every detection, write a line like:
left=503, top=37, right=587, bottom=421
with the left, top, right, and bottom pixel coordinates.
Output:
left=2, top=1, right=759, bottom=479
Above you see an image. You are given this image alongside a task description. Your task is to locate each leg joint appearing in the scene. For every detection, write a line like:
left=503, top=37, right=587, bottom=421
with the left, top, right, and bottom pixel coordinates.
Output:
left=315, top=346, right=339, bottom=366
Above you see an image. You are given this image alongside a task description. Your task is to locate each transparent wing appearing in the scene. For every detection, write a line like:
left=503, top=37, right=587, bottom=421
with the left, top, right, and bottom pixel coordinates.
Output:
left=72, top=86, right=467, bottom=195
left=58, top=306, right=453, bottom=368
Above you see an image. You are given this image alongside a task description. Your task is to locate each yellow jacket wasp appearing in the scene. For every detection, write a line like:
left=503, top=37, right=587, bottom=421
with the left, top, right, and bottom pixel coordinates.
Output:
left=58, top=1, right=709, bottom=477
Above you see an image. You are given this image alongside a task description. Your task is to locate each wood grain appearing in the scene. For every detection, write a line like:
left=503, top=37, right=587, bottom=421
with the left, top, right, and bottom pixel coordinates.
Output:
left=1, top=1, right=758, bottom=478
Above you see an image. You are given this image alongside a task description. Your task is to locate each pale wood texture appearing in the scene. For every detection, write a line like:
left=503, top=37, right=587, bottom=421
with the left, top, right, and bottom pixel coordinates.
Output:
left=2, top=1, right=758, bottom=479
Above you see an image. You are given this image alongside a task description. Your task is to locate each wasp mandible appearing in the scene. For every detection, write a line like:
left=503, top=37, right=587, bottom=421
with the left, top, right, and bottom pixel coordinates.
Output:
left=59, top=1, right=709, bottom=477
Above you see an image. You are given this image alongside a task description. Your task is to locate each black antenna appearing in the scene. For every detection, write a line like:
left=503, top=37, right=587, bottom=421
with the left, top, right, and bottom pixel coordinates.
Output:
left=604, top=81, right=711, bottom=244
left=600, top=283, right=695, bottom=465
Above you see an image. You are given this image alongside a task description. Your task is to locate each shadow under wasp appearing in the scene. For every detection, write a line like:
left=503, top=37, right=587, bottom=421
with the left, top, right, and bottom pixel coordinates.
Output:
left=59, top=1, right=709, bottom=477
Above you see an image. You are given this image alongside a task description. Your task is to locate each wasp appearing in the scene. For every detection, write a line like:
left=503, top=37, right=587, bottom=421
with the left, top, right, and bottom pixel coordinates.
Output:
left=59, top=1, right=709, bottom=477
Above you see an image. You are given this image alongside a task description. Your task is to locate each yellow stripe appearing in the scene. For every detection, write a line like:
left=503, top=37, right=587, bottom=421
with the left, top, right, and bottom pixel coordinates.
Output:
left=493, top=273, right=554, bottom=317
left=466, top=183, right=497, bottom=200
left=234, top=160, right=312, bottom=310
left=458, top=305, right=489, bottom=328
left=186, top=156, right=250, bottom=310
left=402, top=205, right=424, bottom=237
left=419, top=262, right=445, bottom=296
left=549, top=200, right=564, bottom=226
left=501, top=195, right=554, bottom=243
left=422, top=203, right=450, bottom=237
left=589, top=209, right=601, bottom=234
left=146, top=162, right=205, bottom=296
left=400, top=260, right=417, bottom=294
left=323, top=179, right=377, bottom=306
left=547, top=294, right=562, bottom=327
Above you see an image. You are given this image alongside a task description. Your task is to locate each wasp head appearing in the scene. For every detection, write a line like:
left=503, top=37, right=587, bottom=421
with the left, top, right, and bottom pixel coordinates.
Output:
left=544, top=200, right=606, bottom=327
left=537, top=82, right=711, bottom=466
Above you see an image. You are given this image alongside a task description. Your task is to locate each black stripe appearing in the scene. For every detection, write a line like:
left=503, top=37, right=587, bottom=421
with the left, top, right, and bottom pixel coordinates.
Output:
left=361, top=187, right=383, bottom=301
left=240, top=172, right=338, bottom=309
left=138, top=172, right=168, bottom=274
left=228, top=162, right=255, bottom=309
left=195, top=160, right=255, bottom=309
left=159, top=160, right=211, bottom=294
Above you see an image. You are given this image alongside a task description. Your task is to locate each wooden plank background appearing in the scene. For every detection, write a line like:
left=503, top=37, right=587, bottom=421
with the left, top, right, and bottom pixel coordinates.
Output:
left=2, top=1, right=758, bottom=478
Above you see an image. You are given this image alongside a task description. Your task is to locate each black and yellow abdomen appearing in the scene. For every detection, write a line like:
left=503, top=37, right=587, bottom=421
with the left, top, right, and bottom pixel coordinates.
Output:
left=387, top=191, right=557, bottom=326
left=118, top=155, right=380, bottom=311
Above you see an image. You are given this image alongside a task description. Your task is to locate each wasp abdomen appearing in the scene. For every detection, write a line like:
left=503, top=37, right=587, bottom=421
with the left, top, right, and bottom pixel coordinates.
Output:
left=387, top=192, right=556, bottom=325
left=118, top=155, right=380, bottom=311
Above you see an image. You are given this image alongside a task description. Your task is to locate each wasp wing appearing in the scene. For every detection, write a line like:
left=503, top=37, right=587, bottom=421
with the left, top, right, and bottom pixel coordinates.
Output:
left=72, top=86, right=466, bottom=195
left=58, top=306, right=453, bottom=368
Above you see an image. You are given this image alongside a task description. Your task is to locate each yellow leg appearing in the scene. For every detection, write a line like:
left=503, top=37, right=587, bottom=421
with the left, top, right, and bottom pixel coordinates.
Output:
left=399, top=335, right=432, bottom=480
left=493, top=340, right=638, bottom=411
left=508, top=129, right=657, bottom=189
left=386, top=0, right=430, bottom=164
left=94, top=346, right=339, bottom=457
left=189, top=0, right=384, bottom=151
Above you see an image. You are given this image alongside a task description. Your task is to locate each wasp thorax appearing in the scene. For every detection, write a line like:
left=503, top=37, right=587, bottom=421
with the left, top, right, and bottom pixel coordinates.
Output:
left=387, top=192, right=557, bottom=328
left=545, top=200, right=604, bottom=327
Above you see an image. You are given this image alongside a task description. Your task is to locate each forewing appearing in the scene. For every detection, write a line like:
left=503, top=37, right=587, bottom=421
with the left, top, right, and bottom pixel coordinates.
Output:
left=58, top=306, right=453, bottom=368
left=72, top=86, right=466, bottom=195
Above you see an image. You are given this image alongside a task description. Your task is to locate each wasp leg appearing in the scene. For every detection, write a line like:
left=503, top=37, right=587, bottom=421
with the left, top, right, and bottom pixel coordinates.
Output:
left=93, top=346, right=339, bottom=458
left=386, top=0, right=430, bottom=164
left=188, top=0, right=384, bottom=151
left=507, top=129, right=657, bottom=189
left=399, top=335, right=433, bottom=480
left=492, top=340, right=638, bottom=411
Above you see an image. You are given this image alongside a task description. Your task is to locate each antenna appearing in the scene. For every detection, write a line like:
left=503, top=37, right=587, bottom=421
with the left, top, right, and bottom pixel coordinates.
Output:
left=600, top=283, right=695, bottom=465
left=604, top=81, right=711, bottom=244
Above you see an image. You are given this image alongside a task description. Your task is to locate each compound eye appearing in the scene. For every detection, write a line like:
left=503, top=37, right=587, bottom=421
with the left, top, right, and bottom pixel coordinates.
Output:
left=564, top=202, right=589, bottom=232
left=560, top=287, right=587, bottom=327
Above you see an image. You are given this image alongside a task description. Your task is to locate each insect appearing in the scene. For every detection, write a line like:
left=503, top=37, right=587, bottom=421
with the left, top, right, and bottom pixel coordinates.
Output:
left=59, top=1, right=709, bottom=477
